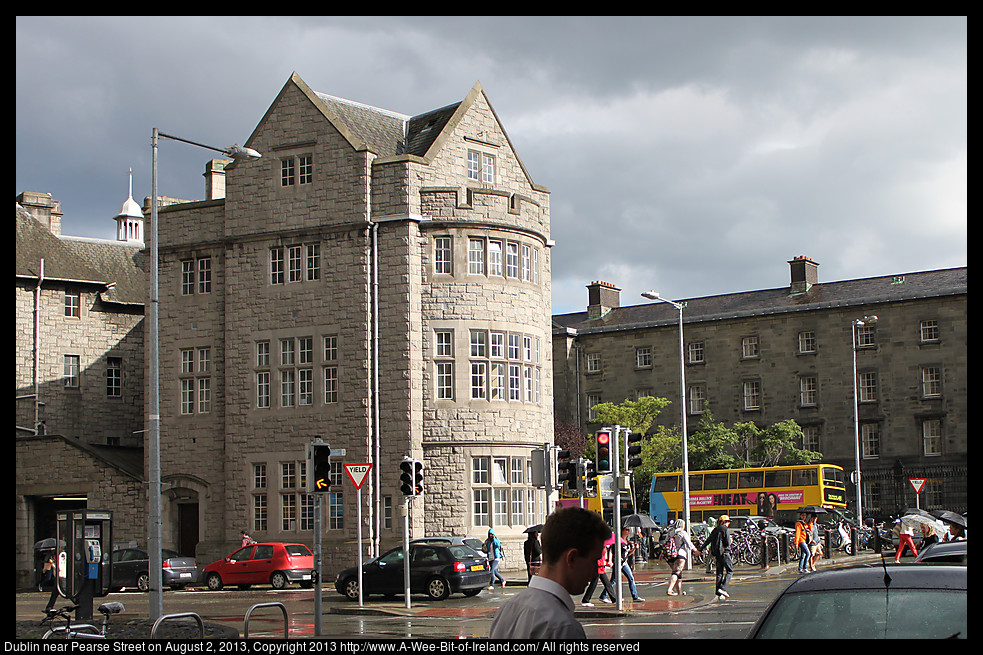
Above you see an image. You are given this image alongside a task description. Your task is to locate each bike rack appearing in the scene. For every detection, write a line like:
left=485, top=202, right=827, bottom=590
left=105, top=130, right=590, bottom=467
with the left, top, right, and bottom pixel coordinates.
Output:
left=150, top=612, right=204, bottom=639
left=244, top=602, right=288, bottom=639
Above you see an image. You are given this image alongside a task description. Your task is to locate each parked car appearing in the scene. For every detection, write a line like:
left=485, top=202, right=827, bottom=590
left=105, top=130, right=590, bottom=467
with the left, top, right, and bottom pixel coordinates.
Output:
left=202, top=542, right=315, bottom=591
left=747, top=564, right=966, bottom=638
left=110, top=547, right=198, bottom=592
left=410, top=536, right=487, bottom=559
left=913, top=540, right=967, bottom=565
left=335, top=541, right=491, bottom=601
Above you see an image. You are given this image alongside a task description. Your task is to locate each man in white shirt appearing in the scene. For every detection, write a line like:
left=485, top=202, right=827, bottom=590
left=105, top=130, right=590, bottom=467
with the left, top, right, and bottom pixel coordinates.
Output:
left=489, top=507, right=611, bottom=639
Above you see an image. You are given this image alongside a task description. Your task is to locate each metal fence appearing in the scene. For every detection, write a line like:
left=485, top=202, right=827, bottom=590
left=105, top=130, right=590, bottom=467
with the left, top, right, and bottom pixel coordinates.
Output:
left=858, top=462, right=967, bottom=518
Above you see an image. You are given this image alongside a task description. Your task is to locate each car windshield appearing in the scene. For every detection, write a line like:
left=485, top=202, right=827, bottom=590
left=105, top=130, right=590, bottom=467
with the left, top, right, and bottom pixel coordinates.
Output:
left=754, top=589, right=967, bottom=638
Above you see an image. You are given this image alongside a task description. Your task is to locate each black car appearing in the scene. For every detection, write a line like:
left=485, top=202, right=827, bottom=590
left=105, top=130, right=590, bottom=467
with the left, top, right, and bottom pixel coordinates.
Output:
left=747, top=564, right=966, bottom=638
left=110, top=547, right=198, bottom=591
left=913, top=540, right=967, bottom=564
left=334, top=542, right=491, bottom=601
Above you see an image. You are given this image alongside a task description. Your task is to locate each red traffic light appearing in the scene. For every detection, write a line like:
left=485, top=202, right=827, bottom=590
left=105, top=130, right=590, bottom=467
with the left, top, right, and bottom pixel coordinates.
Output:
left=597, top=432, right=610, bottom=445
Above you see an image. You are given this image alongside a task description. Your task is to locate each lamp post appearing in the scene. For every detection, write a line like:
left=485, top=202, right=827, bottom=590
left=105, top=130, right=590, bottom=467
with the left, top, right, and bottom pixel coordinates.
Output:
left=641, top=291, right=690, bottom=566
left=850, top=315, right=877, bottom=528
left=148, top=129, right=260, bottom=619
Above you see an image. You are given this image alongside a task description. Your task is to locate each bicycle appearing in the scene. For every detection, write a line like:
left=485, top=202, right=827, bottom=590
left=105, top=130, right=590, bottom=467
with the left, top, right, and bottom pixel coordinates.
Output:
left=41, top=601, right=125, bottom=639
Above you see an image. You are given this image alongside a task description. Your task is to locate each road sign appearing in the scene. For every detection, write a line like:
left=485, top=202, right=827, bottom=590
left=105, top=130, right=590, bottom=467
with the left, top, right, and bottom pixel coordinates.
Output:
left=909, top=478, right=927, bottom=494
left=344, top=463, right=372, bottom=490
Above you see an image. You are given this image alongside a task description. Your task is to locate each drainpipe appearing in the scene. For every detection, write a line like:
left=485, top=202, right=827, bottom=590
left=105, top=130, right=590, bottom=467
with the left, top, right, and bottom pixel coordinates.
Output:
left=34, top=258, right=44, bottom=434
left=371, top=219, right=381, bottom=558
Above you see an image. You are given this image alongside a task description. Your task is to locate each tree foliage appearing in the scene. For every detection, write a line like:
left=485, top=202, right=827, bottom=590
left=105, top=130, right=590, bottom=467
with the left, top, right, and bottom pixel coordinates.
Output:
left=687, top=409, right=822, bottom=470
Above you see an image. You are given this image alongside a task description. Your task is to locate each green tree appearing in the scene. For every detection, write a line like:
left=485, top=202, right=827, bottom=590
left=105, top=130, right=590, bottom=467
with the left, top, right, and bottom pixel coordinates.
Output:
left=590, top=396, right=674, bottom=513
left=687, top=409, right=823, bottom=470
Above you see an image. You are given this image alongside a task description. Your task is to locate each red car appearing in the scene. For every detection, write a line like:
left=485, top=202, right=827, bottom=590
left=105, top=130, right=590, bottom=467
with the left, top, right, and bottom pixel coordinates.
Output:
left=202, top=542, right=316, bottom=591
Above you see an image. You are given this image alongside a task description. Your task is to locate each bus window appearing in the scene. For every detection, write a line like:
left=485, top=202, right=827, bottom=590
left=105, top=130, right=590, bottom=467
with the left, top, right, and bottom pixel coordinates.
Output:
left=704, top=473, right=729, bottom=490
left=738, top=470, right=764, bottom=489
left=688, top=474, right=703, bottom=491
left=822, top=466, right=845, bottom=487
left=653, top=475, right=679, bottom=492
left=792, top=468, right=818, bottom=486
left=765, top=469, right=791, bottom=487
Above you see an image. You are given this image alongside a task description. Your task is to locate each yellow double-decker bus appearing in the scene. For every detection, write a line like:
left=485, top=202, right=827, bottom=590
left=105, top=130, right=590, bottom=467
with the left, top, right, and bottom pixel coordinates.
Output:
left=648, top=463, right=847, bottom=525
left=556, top=474, right=634, bottom=525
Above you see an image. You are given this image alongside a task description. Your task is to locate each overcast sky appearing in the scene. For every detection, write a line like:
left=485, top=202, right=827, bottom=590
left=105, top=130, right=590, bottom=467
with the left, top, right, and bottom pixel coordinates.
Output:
left=16, top=16, right=966, bottom=315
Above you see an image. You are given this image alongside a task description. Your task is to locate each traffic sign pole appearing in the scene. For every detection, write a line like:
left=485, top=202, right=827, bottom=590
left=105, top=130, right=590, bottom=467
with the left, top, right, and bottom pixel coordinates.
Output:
left=344, top=464, right=372, bottom=607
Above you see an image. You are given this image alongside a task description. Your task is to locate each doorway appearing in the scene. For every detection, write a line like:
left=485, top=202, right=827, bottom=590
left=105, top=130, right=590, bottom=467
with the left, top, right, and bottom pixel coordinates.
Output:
left=177, top=503, right=199, bottom=557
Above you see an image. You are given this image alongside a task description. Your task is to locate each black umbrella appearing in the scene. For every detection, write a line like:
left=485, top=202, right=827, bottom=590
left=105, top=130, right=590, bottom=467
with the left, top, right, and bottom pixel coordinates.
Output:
left=621, top=514, right=658, bottom=529
left=523, top=524, right=544, bottom=534
left=938, top=511, right=967, bottom=528
left=795, top=505, right=828, bottom=514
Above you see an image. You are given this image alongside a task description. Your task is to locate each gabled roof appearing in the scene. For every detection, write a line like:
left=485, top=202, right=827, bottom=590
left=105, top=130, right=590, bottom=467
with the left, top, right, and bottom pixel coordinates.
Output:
left=249, top=74, right=542, bottom=188
left=15, top=204, right=146, bottom=306
left=554, top=267, right=967, bottom=335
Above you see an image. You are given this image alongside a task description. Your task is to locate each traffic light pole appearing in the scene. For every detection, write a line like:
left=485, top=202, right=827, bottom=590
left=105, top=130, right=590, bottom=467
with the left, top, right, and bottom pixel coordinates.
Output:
left=402, top=495, right=412, bottom=609
left=313, top=492, right=322, bottom=636
left=612, top=425, right=623, bottom=611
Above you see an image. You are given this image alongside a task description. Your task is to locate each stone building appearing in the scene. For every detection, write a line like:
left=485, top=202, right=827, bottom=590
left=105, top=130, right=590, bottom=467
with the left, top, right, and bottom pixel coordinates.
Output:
left=153, top=73, right=553, bottom=570
left=553, top=257, right=967, bottom=519
left=15, top=186, right=148, bottom=588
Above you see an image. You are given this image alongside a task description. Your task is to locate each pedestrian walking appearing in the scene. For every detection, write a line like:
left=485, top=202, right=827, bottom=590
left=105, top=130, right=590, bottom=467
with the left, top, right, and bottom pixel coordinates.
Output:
left=708, top=515, right=733, bottom=600
left=483, top=529, right=506, bottom=589
left=808, top=514, right=822, bottom=572
left=489, top=507, right=611, bottom=638
left=893, top=521, right=919, bottom=562
left=665, top=519, right=700, bottom=597
left=581, top=532, right=616, bottom=606
left=610, top=527, right=644, bottom=601
left=795, top=512, right=813, bottom=573
left=523, top=528, right=542, bottom=582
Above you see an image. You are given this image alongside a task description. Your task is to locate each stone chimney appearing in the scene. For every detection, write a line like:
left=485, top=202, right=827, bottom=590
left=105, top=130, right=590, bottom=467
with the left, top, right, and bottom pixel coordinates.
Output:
left=203, top=159, right=231, bottom=200
left=788, top=255, right=819, bottom=294
left=16, top=191, right=63, bottom=236
left=587, top=281, right=621, bottom=319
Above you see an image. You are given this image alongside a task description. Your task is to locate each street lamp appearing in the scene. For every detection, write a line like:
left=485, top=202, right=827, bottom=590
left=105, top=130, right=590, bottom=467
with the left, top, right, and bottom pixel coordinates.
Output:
left=148, top=129, right=260, bottom=620
left=641, top=291, right=691, bottom=566
left=851, top=315, right=877, bottom=528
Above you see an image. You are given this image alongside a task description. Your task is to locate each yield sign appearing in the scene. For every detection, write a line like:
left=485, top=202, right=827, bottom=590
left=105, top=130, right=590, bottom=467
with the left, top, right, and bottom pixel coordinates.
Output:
left=344, top=463, right=373, bottom=490
left=909, top=478, right=927, bottom=494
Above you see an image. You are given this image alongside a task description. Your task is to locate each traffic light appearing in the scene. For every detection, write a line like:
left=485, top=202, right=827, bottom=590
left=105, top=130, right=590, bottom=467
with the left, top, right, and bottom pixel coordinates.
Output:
left=400, top=457, right=424, bottom=496
left=584, top=460, right=597, bottom=496
left=595, top=429, right=612, bottom=473
left=556, top=449, right=578, bottom=492
left=399, top=457, right=417, bottom=496
left=413, top=459, right=424, bottom=496
left=625, top=432, right=643, bottom=472
left=310, top=442, right=332, bottom=493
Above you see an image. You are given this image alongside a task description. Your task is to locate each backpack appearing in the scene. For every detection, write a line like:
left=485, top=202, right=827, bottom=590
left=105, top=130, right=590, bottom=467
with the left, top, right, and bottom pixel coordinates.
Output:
left=662, top=532, right=679, bottom=560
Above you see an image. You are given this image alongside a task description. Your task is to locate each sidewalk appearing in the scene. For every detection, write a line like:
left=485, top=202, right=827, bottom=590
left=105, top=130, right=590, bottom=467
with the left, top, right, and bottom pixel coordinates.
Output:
left=328, top=552, right=886, bottom=619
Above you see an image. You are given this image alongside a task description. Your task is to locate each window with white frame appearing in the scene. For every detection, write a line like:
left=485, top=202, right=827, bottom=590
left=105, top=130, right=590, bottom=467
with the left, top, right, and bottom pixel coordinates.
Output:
left=799, top=376, right=817, bottom=406
left=434, top=237, right=452, bottom=275
left=742, top=335, right=760, bottom=359
left=65, top=290, right=81, bottom=317
left=586, top=353, right=601, bottom=374
left=467, top=150, right=494, bottom=182
left=636, top=347, right=652, bottom=368
left=921, top=366, right=942, bottom=397
left=471, top=455, right=534, bottom=529
left=743, top=379, right=761, bottom=410
left=798, top=331, right=816, bottom=354
left=270, top=243, right=319, bottom=285
left=856, top=325, right=876, bottom=348
left=505, top=242, right=519, bottom=278
left=106, top=357, right=122, bottom=398
left=488, top=240, right=503, bottom=276
left=861, top=423, right=880, bottom=458
left=688, top=384, right=706, bottom=414
left=468, top=238, right=485, bottom=275
left=521, top=245, right=531, bottom=281
left=920, top=320, right=940, bottom=343
left=802, top=425, right=821, bottom=452
left=688, top=341, right=705, bottom=364
left=587, top=394, right=601, bottom=421
left=859, top=371, right=878, bottom=403
left=280, top=154, right=313, bottom=187
left=922, top=419, right=943, bottom=456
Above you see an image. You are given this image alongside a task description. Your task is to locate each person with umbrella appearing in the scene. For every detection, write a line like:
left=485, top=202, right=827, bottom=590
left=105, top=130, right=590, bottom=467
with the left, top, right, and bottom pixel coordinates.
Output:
left=894, top=512, right=922, bottom=562
left=940, top=512, right=966, bottom=542
left=523, top=525, right=543, bottom=582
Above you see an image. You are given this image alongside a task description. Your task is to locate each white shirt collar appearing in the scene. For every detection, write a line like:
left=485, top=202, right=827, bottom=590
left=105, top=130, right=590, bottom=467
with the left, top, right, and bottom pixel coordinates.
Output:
left=528, top=574, right=576, bottom=612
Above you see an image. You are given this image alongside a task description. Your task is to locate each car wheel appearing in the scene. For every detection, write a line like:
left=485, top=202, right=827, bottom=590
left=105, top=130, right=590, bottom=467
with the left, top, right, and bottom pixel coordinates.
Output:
left=137, top=572, right=150, bottom=593
left=342, top=577, right=359, bottom=601
left=270, top=571, right=288, bottom=590
left=425, top=576, right=450, bottom=601
left=206, top=572, right=223, bottom=591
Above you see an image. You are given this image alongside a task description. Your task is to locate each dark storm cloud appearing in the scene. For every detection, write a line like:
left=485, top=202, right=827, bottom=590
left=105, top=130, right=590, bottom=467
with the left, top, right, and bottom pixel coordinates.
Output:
left=16, top=16, right=965, bottom=314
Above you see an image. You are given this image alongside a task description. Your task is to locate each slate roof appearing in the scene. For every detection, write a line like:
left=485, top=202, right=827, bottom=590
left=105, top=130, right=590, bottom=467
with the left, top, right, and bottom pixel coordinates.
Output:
left=15, top=204, right=146, bottom=306
left=553, top=267, right=967, bottom=335
left=313, top=91, right=461, bottom=159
